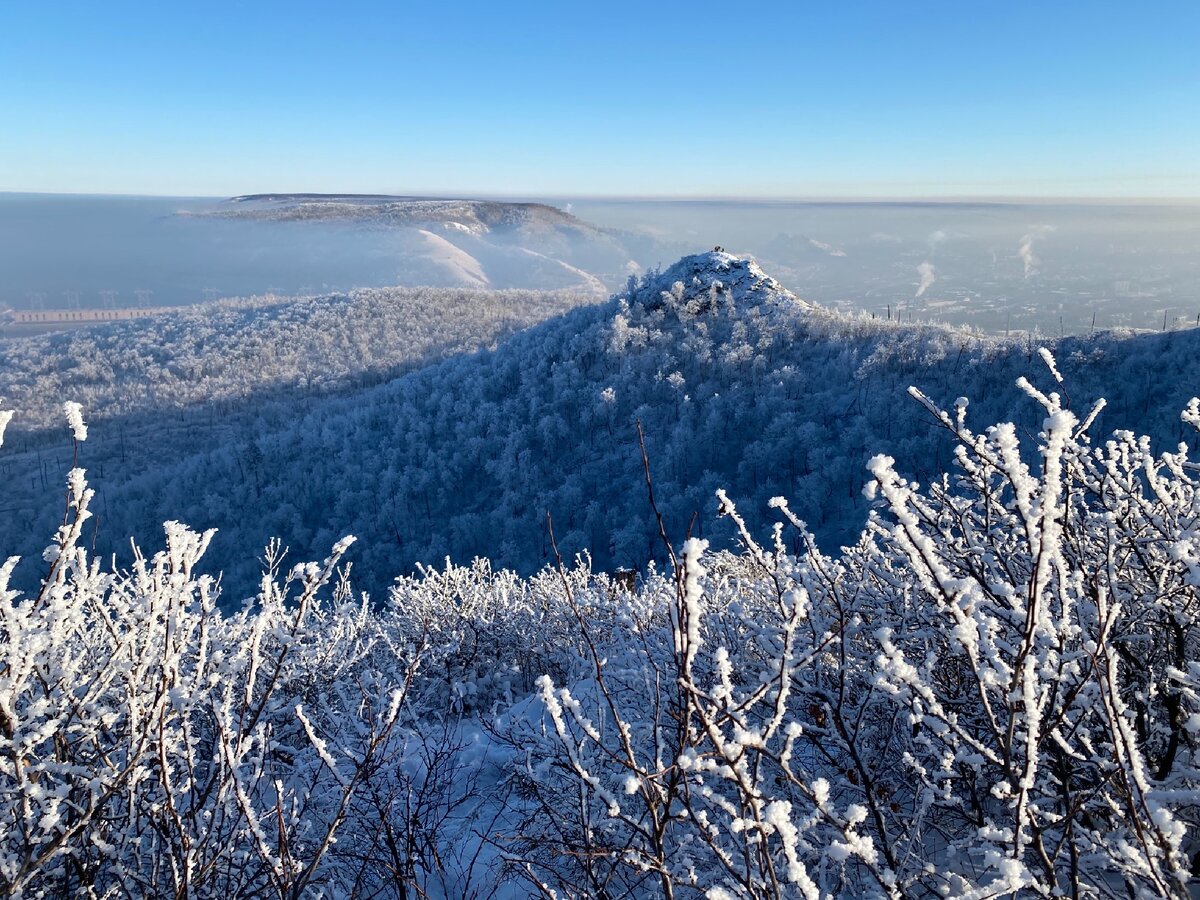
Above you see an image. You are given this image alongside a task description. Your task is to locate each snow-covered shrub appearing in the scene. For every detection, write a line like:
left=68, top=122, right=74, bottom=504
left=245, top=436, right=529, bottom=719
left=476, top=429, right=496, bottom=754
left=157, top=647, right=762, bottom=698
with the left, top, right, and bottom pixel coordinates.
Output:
left=385, top=555, right=607, bottom=714
left=504, top=504, right=916, bottom=898
left=853, top=370, right=1198, bottom=898
left=512, top=357, right=1199, bottom=898
left=0, top=409, right=433, bottom=898
left=3, top=353, right=1200, bottom=897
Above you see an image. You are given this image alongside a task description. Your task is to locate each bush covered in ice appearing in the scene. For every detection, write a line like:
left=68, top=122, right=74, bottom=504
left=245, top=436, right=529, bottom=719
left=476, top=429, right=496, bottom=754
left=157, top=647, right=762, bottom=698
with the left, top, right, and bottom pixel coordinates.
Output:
left=1, top=358, right=1198, bottom=897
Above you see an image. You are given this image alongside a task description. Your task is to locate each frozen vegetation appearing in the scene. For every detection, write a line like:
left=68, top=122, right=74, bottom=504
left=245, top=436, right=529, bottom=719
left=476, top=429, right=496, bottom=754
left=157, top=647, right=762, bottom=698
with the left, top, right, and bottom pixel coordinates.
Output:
left=0, top=351, right=1198, bottom=896
left=0, top=284, right=596, bottom=428
left=2, top=252, right=1200, bottom=603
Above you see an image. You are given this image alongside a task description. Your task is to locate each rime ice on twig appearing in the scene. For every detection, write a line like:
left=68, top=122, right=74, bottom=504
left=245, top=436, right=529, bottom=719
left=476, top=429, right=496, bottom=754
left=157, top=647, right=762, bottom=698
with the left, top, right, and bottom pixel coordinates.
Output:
left=63, top=400, right=87, bottom=442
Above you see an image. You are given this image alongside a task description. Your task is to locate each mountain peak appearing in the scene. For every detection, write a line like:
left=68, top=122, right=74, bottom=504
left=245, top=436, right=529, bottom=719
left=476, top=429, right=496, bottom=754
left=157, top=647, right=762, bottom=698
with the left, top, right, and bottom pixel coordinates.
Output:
left=628, top=250, right=809, bottom=317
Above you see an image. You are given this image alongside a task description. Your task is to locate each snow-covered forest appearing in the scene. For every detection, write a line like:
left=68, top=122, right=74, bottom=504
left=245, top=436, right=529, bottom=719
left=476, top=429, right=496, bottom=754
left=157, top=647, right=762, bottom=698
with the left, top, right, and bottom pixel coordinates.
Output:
left=1, top=348, right=1198, bottom=897
left=0, top=283, right=596, bottom=427
left=1, top=252, right=1198, bottom=600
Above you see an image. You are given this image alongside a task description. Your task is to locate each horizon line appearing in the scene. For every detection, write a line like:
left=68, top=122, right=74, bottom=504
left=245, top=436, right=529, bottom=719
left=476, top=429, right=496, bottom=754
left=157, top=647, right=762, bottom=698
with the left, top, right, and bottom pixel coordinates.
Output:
left=4, top=189, right=1200, bottom=206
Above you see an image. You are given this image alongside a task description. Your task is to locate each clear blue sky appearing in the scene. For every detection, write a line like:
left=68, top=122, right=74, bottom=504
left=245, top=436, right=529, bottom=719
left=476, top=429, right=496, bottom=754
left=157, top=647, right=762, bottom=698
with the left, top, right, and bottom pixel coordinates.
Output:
left=2, top=1, right=1197, bottom=198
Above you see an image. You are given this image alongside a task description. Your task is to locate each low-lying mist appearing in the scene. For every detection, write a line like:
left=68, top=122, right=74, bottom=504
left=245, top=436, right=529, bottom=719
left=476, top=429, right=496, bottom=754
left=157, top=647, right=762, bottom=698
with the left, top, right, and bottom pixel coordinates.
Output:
left=2, top=193, right=1198, bottom=337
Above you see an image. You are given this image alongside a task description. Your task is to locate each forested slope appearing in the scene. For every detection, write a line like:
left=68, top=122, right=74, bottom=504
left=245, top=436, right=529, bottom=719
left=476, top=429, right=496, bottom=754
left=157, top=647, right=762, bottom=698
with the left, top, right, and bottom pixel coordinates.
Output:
left=1, top=251, right=1197, bottom=601
left=0, top=284, right=595, bottom=428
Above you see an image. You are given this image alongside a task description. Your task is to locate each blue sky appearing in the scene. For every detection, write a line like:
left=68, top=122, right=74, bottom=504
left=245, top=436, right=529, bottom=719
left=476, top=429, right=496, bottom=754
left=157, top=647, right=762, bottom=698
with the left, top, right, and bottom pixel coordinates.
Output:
left=1, top=1, right=1197, bottom=198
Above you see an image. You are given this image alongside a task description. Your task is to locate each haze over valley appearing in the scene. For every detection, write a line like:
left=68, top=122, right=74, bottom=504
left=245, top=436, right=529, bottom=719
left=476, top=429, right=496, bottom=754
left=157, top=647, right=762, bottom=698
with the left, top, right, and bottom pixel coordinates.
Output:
left=4, top=193, right=1198, bottom=339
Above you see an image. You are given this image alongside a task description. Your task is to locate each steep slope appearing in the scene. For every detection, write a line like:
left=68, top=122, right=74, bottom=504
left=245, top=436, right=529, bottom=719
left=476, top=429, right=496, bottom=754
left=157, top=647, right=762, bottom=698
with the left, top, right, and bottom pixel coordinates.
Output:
left=2, top=251, right=1197, bottom=603
left=0, top=283, right=597, bottom=589
left=410, top=230, right=491, bottom=288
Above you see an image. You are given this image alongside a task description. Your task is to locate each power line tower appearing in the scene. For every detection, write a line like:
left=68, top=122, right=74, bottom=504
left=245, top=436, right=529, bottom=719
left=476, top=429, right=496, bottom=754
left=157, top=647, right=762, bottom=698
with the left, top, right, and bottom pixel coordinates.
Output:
left=202, top=287, right=219, bottom=303
left=64, top=290, right=81, bottom=310
left=135, top=289, right=153, bottom=309
left=100, top=290, right=118, bottom=309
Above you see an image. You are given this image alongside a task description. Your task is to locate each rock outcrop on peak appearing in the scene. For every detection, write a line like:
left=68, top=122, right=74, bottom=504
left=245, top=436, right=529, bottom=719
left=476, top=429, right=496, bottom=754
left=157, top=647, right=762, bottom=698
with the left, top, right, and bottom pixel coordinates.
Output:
left=629, top=250, right=810, bottom=318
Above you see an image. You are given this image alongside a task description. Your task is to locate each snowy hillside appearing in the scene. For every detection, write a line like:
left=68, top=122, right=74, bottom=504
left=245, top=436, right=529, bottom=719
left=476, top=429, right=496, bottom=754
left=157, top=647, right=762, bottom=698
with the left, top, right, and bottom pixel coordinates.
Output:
left=0, top=283, right=594, bottom=430
left=192, top=194, right=644, bottom=292
left=1, top=250, right=1196, bottom=603
left=218, top=195, right=605, bottom=235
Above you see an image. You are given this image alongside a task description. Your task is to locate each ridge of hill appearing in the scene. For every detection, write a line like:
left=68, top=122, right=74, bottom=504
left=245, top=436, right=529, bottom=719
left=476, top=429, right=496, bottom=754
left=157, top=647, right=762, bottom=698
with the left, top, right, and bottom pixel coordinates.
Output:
left=1, top=251, right=1197, bottom=601
left=186, top=195, right=644, bottom=292
left=210, top=196, right=599, bottom=235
